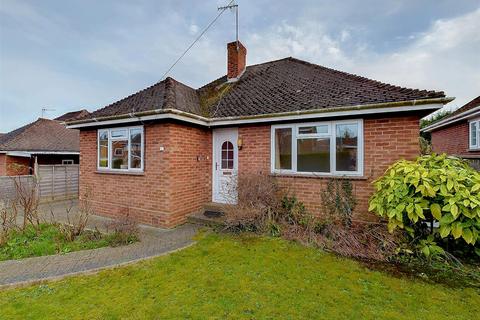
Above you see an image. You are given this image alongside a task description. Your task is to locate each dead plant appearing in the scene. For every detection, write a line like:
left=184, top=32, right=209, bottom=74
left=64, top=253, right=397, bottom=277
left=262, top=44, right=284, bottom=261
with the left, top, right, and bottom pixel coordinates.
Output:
left=58, top=188, right=93, bottom=242
left=223, top=173, right=283, bottom=232
left=104, top=211, right=139, bottom=246
left=10, top=175, right=40, bottom=231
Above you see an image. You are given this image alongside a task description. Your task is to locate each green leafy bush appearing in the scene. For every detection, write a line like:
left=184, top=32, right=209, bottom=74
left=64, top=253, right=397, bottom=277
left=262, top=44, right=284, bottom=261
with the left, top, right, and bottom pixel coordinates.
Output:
left=369, top=154, right=480, bottom=250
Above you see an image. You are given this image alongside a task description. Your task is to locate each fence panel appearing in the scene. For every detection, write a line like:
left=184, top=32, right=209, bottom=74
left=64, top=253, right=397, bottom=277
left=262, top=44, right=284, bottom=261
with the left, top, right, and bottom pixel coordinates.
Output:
left=0, top=175, right=35, bottom=202
left=37, top=164, right=79, bottom=200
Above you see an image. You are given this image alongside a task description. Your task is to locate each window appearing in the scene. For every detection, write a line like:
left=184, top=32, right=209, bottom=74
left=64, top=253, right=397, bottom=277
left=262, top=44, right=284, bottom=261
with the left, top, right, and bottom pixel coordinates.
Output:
left=470, top=119, right=480, bottom=150
left=274, top=128, right=292, bottom=170
left=97, top=126, right=144, bottom=171
left=271, top=120, right=363, bottom=176
left=221, top=141, right=234, bottom=169
left=62, top=159, right=74, bottom=165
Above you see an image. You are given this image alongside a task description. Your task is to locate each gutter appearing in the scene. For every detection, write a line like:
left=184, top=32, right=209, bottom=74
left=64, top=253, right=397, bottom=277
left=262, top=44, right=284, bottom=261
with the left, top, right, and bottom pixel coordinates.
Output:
left=67, top=97, right=453, bottom=129
left=1, top=151, right=80, bottom=157
left=421, top=105, right=480, bottom=133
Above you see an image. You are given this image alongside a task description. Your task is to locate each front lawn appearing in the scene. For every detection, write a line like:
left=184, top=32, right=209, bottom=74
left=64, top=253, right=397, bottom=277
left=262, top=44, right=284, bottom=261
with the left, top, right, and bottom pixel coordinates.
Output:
left=0, top=223, right=135, bottom=261
left=1, top=233, right=479, bottom=319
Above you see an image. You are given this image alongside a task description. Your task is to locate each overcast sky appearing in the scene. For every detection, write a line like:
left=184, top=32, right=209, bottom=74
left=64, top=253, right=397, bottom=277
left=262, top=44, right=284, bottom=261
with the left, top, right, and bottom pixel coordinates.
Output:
left=1, top=0, right=479, bottom=132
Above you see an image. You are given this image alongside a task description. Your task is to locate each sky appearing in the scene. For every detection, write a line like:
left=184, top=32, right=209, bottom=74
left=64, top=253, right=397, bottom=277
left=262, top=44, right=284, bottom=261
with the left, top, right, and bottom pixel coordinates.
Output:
left=0, top=0, right=479, bottom=132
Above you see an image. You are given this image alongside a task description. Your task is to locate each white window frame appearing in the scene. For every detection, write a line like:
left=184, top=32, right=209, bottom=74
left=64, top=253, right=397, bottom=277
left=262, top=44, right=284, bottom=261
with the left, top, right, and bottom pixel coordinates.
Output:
left=469, top=118, right=480, bottom=150
left=97, top=125, right=144, bottom=172
left=271, top=119, right=364, bottom=177
left=62, top=159, right=74, bottom=165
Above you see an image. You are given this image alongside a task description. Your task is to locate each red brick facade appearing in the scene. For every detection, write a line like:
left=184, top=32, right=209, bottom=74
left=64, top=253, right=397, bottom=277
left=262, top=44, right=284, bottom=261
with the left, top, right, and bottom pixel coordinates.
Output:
left=431, top=121, right=480, bottom=157
left=0, top=154, right=31, bottom=176
left=79, top=122, right=211, bottom=228
left=237, top=114, right=421, bottom=221
left=79, top=114, right=422, bottom=227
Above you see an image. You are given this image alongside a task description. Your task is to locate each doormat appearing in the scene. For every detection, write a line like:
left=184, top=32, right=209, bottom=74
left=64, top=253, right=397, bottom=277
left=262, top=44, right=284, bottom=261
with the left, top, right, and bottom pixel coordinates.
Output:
left=204, top=210, right=224, bottom=218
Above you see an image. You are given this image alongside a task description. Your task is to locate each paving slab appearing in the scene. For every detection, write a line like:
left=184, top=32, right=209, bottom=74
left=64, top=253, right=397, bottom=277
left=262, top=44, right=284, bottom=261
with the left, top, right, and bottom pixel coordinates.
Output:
left=0, top=200, right=200, bottom=288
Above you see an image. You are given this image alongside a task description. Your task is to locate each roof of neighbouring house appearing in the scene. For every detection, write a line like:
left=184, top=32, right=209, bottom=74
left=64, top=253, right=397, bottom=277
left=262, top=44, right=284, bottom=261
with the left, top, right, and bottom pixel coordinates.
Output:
left=0, top=118, right=79, bottom=152
left=74, top=57, right=447, bottom=123
left=422, top=95, right=480, bottom=132
left=54, top=109, right=90, bottom=122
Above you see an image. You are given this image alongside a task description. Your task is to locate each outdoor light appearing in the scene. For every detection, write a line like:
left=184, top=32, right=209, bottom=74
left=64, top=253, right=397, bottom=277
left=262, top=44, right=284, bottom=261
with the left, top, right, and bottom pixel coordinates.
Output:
left=237, top=137, right=243, bottom=150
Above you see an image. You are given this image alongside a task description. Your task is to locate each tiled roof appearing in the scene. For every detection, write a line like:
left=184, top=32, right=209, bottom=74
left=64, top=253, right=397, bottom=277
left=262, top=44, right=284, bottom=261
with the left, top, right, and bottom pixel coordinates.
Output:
left=87, top=77, right=201, bottom=119
left=448, top=95, right=480, bottom=119
left=55, top=109, right=90, bottom=122
left=0, top=118, right=79, bottom=152
left=82, top=57, right=446, bottom=121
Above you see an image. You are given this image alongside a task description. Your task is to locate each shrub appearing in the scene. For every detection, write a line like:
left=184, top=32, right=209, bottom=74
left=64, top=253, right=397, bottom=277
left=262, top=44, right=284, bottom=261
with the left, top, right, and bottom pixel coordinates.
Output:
left=321, top=179, right=356, bottom=227
left=104, top=214, right=139, bottom=246
left=223, top=174, right=282, bottom=232
left=369, top=154, right=480, bottom=256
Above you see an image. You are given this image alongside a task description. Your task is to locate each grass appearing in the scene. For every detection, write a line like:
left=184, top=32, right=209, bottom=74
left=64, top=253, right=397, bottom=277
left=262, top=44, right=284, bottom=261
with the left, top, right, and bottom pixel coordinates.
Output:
left=1, top=232, right=479, bottom=319
left=0, top=223, right=135, bottom=261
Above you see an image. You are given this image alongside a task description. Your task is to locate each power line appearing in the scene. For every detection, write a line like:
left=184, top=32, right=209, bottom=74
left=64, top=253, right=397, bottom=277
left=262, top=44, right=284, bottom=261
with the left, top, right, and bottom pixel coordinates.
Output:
left=158, top=0, right=235, bottom=82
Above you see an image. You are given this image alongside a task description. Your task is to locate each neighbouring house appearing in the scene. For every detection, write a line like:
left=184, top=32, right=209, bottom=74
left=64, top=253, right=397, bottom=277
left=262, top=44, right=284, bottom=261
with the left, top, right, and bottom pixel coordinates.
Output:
left=67, top=41, right=452, bottom=228
left=422, top=96, right=480, bottom=169
left=54, top=109, right=90, bottom=124
left=0, top=116, right=80, bottom=176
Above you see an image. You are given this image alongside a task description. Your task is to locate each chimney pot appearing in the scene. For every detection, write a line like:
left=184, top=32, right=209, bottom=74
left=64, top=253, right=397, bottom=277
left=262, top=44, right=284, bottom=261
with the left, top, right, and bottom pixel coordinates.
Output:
left=227, top=41, right=247, bottom=81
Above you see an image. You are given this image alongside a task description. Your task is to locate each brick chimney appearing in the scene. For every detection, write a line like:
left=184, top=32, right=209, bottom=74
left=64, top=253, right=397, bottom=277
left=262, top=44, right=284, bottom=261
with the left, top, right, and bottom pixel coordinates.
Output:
left=227, top=41, right=247, bottom=81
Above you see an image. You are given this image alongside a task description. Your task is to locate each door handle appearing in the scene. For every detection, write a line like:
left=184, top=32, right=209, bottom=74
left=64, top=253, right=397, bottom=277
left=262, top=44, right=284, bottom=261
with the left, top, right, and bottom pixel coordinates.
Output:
left=215, top=162, right=218, bottom=170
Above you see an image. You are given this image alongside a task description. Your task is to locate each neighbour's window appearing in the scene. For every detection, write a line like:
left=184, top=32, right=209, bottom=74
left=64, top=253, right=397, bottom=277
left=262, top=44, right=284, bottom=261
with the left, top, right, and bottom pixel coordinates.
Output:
left=221, top=141, right=234, bottom=169
left=62, top=159, right=74, bottom=165
left=97, top=126, right=144, bottom=171
left=271, top=120, right=363, bottom=176
left=470, top=120, right=480, bottom=150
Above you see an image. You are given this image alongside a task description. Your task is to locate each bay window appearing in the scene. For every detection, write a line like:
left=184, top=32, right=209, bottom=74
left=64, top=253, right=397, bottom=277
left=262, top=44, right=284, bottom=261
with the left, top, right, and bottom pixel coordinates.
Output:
left=470, top=119, right=479, bottom=150
left=271, top=120, right=363, bottom=176
left=97, top=126, right=144, bottom=171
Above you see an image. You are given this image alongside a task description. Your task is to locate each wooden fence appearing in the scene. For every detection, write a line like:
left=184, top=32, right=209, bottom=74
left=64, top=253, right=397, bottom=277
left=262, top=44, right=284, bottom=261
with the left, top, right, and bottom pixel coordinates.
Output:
left=0, top=164, right=79, bottom=202
left=37, top=165, right=79, bottom=200
left=0, top=175, right=35, bottom=202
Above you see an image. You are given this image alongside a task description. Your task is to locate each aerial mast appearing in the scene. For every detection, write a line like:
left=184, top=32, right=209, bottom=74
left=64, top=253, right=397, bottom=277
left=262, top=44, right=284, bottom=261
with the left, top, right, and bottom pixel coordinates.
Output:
left=218, top=1, right=239, bottom=50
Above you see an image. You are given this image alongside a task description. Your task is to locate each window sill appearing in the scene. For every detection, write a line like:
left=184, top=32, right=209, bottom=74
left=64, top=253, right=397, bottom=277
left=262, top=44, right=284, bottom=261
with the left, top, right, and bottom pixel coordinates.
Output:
left=270, top=172, right=368, bottom=180
left=95, top=170, right=145, bottom=176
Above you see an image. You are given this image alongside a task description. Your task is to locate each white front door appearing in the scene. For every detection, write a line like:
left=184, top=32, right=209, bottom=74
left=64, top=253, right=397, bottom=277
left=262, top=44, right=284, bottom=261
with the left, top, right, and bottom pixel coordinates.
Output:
left=213, top=128, right=238, bottom=204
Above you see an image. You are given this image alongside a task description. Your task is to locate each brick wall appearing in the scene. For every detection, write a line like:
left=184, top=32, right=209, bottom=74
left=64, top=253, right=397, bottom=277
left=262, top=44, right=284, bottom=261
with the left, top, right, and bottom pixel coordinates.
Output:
left=0, top=155, right=31, bottom=176
left=79, top=114, right=421, bottom=227
left=431, top=121, right=480, bottom=157
left=0, top=154, right=5, bottom=176
left=79, top=122, right=211, bottom=228
left=238, top=114, right=421, bottom=221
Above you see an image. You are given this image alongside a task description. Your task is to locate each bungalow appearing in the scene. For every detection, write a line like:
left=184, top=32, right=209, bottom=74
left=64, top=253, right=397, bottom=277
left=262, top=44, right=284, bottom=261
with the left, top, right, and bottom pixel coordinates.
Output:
left=422, top=96, right=480, bottom=169
left=0, top=116, right=80, bottom=176
left=67, top=41, right=452, bottom=228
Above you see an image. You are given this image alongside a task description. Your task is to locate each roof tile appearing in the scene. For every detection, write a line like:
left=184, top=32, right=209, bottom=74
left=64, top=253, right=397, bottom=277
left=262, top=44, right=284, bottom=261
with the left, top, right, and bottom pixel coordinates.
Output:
left=82, top=57, right=446, bottom=121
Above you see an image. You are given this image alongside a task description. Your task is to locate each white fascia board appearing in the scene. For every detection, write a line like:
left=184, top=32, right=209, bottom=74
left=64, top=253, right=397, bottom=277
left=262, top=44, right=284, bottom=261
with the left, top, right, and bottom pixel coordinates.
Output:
left=210, top=103, right=443, bottom=126
left=67, top=112, right=208, bottom=129
left=67, top=103, right=443, bottom=129
left=6, top=151, right=79, bottom=156
left=5, top=151, right=31, bottom=157
left=422, top=107, right=480, bottom=132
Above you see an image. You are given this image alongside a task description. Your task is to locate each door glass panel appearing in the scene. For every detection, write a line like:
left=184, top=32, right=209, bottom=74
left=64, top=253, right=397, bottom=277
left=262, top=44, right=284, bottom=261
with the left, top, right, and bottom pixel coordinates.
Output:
left=221, top=141, right=234, bottom=169
left=297, top=138, right=330, bottom=172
